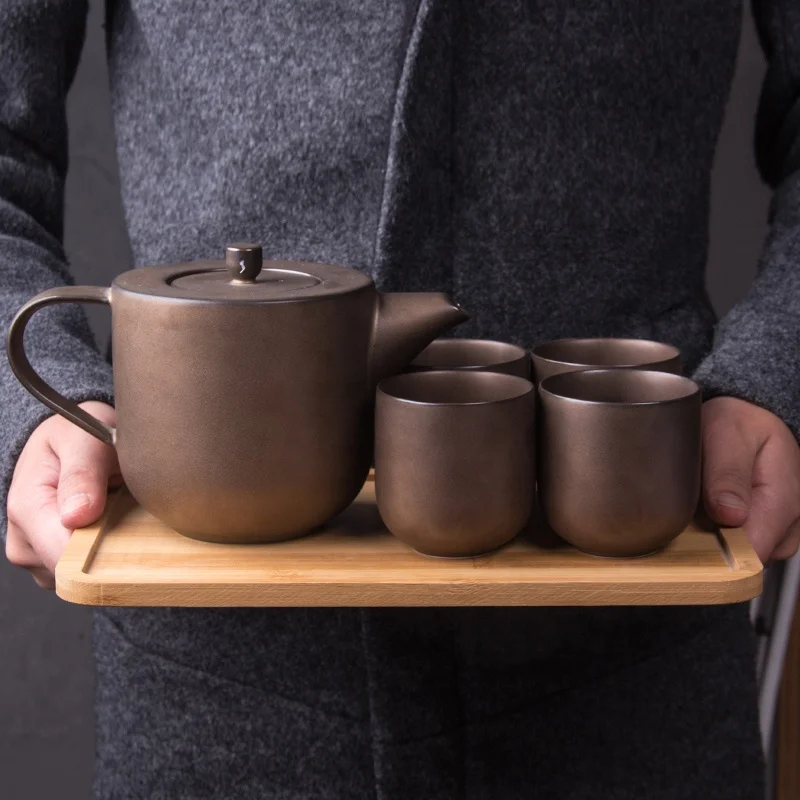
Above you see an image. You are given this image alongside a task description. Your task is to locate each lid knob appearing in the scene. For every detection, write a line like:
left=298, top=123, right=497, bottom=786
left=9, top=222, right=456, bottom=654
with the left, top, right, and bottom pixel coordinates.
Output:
left=226, top=243, right=263, bottom=282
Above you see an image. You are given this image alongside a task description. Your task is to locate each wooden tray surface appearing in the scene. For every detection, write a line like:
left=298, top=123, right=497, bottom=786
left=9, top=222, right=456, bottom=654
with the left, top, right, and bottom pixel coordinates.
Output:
left=56, top=476, right=763, bottom=607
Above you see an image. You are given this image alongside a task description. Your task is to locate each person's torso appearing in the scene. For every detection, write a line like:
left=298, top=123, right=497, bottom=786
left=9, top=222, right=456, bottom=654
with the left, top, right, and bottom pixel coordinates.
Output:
left=105, top=0, right=741, bottom=370
left=99, top=5, right=760, bottom=776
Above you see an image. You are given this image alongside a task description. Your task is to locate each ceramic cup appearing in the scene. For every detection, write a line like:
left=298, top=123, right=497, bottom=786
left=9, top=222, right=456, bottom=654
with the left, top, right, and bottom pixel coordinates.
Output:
left=538, top=368, right=701, bottom=557
left=531, top=338, right=682, bottom=385
left=375, top=370, right=536, bottom=557
left=407, top=338, right=532, bottom=379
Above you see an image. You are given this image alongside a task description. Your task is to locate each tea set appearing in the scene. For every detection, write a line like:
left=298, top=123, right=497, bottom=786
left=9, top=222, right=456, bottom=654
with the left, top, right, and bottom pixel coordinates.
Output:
left=7, top=243, right=701, bottom=560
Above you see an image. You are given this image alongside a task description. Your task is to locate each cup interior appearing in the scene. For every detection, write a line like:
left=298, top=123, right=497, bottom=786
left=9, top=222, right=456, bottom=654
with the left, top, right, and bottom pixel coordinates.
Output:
left=540, top=368, right=698, bottom=405
left=411, top=338, right=527, bottom=370
left=532, top=338, right=679, bottom=368
left=379, top=370, right=533, bottom=405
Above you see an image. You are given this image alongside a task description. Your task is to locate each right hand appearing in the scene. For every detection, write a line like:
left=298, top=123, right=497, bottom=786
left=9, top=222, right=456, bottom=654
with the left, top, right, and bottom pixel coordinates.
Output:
left=5, top=402, right=120, bottom=589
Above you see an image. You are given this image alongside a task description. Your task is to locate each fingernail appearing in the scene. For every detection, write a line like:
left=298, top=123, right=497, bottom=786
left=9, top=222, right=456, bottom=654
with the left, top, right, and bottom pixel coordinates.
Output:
left=61, top=493, right=91, bottom=517
left=717, top=492, right=747, bottom=511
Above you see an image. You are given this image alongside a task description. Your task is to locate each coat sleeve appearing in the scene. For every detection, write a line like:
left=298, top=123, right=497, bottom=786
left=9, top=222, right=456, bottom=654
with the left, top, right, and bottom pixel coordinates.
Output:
left=692, top=0, right=800, bottom=440
left=0, top=0, right=115, bottom=541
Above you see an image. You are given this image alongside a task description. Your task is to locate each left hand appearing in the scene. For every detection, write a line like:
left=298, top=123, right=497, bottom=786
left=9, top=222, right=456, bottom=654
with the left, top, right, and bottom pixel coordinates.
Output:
left=703, top=397, right=800, bottom=564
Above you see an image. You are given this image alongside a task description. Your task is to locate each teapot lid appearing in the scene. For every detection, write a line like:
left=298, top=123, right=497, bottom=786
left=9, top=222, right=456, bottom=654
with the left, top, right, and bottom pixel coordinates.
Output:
left=115, top=243, right=371, bottom=301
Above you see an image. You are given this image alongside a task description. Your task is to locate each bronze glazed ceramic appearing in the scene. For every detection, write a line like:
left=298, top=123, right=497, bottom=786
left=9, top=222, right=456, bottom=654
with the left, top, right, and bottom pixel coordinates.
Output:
left=531, top=338, right=682, bottom=385
left=407, top=338, right=532, bottom=379
left=538, top=368, right=701, bottom=557
left=375, top=371, right=536, bottom=557
left=7, top=243, right=467, bottom=543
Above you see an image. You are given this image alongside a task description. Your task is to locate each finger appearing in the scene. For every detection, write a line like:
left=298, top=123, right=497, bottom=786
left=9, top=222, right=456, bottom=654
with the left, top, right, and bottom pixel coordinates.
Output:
left=8, top=517, right=60, bottom=589
left=6, top=441, right=71, bottom=574
left=31, top=567, right=56, bottom=590
left=53, top=426, right=119, bottom=529
left=702, top=406, right=760, bottom=528
left=5, top=520, right=45, bottom=571
left=8, top=478, right=72, bottom=575
left=746, top=435, right=800, bottom=563
left=5, top=524, right=55, bottom=588
left=23, top=483, right=74, bottom=574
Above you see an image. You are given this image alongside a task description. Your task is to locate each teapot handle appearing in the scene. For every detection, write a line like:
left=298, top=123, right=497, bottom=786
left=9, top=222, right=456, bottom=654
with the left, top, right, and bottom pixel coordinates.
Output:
left=6, top=286, right=116, bottom=446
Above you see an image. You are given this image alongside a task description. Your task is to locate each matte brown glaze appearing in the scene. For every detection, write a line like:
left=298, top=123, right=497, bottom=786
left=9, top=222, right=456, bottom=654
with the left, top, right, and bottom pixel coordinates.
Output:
left=6, top=244, right=467, bottom=543
left=375, top=371, right=536, bottom=557
left=406, top=338, right=532, bottom=379
left=538, top=369, right=701, bottom=558
left=531, top=338, right=682, bottom=385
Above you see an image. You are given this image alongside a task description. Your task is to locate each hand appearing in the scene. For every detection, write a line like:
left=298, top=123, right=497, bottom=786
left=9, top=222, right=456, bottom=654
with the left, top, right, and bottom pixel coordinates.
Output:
left=5, top=402, right=120, bottom=588
left=703, top=397, right=800, bottom=564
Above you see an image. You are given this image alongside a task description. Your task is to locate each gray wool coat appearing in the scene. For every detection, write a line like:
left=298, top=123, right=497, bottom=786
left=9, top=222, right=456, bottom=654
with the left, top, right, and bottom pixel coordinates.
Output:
left=2, top=0, right=798, bottom=797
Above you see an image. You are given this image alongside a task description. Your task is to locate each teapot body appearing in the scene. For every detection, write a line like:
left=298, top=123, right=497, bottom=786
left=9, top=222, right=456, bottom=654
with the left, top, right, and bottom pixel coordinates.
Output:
left=111, top=277, right=377, bottom=542
left=7, top=246, right=467, bottom=544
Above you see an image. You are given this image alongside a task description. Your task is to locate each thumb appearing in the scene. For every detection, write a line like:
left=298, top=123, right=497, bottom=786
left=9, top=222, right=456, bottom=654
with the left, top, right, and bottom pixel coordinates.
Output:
left=702, top=406, right=757, bottom=528
left=52, top=420, right=119, bottom=530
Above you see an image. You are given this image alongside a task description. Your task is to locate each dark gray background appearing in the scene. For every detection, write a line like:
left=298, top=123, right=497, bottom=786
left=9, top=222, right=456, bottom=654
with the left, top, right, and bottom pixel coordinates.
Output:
left=0, top=2, right=773, bottom=798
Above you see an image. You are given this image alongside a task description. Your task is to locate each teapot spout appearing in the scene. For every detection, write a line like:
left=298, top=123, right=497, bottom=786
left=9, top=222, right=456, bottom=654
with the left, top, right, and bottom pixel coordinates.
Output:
left=371, top=292, right=469, bottom=383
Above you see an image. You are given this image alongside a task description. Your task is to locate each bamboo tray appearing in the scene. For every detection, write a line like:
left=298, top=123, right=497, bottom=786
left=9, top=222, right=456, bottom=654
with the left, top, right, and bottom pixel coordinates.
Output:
left=55, top=475, right=762, bottom=607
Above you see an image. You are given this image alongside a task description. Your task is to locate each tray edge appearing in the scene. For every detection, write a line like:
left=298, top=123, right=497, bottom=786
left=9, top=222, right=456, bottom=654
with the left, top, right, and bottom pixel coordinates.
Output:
left=55, top=490, right=765, bottom=608
left=54, top=570, right=764, bottom=608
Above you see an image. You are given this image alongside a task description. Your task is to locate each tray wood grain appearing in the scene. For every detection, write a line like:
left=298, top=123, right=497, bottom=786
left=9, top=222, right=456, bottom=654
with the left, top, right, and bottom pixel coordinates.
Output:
left=55, top=475, right=763, bottom=607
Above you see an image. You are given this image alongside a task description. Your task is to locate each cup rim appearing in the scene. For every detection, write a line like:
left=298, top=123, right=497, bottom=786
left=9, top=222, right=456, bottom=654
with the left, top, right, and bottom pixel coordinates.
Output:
left=539, top=368, right=700, bottom=407
left=410, top=338, right=529, bottom=370
left=531, top=337, right=680, bottom=369
left=378, top=369, right=535, bottom=407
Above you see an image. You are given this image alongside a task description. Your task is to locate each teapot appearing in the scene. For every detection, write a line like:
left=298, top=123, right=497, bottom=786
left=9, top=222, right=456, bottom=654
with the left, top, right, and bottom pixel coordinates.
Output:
left=7, top=243, right=467, bottom=543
